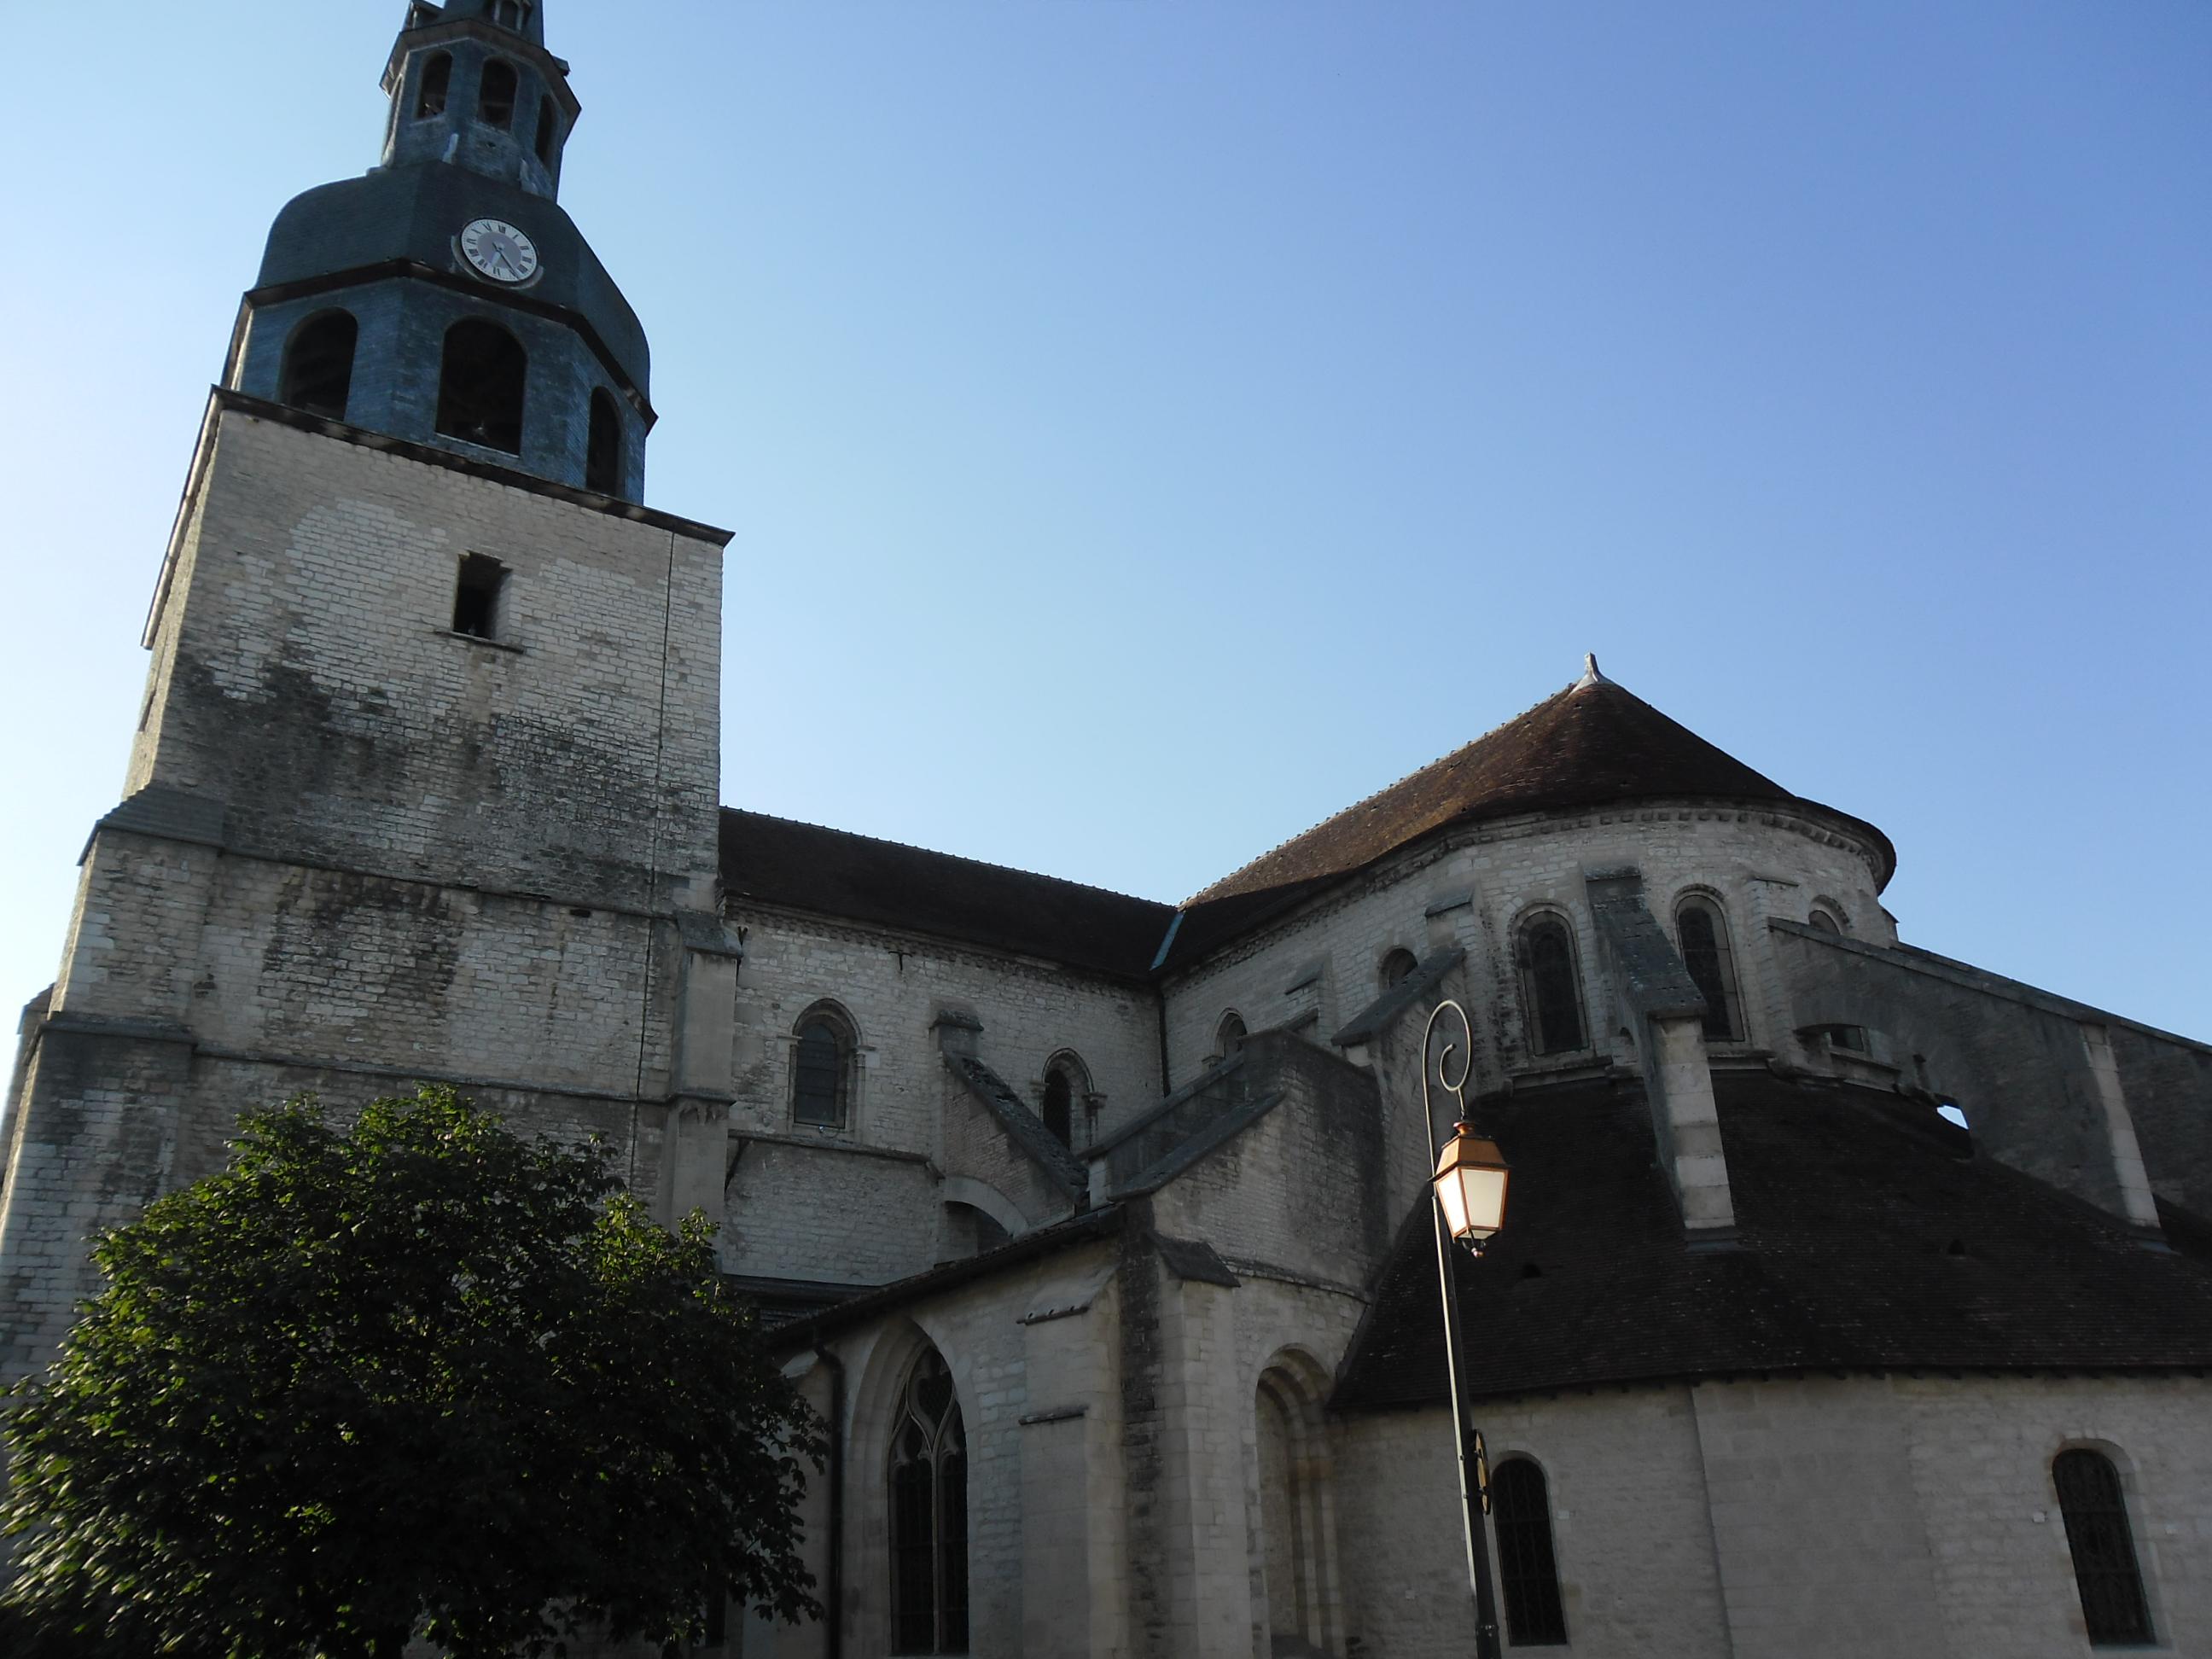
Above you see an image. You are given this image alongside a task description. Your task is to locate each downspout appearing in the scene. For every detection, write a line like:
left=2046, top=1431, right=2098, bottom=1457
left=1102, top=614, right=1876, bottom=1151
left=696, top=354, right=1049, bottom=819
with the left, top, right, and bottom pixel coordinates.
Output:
left=813, top=1343, right=847, bottom=1659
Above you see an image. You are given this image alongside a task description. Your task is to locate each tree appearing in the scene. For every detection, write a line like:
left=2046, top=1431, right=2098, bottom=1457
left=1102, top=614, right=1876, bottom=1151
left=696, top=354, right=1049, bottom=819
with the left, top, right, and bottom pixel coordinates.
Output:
left=1, top=1087, right=822, bottom=1658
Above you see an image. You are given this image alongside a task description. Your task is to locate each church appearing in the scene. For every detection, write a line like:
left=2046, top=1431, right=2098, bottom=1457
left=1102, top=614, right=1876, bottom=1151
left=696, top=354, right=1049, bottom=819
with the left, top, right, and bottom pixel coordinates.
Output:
left=4, top=6, right=2210, bottom=1657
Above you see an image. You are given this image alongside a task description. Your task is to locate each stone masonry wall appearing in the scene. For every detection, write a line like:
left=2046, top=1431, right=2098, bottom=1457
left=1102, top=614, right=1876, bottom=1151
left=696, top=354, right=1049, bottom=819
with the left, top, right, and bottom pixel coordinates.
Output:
left=1332, top=1373, right=2212, bottom=1659
left=129, top=407, right=722, bottom=909
left=719, top=905, right=1163, bottom=1285
left=1162, top=802, right=1892, bottom=1099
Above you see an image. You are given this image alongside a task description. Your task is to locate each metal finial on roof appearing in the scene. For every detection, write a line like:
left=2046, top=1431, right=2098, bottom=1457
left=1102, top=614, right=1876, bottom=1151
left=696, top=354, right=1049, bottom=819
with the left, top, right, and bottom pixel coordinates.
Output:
left=1577, top=653, right=1610, bottom=688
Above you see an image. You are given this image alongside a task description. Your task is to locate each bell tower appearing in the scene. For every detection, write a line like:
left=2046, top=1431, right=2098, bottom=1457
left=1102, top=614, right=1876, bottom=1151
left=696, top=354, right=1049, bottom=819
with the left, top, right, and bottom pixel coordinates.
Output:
left=225, top=0, right=649, bottom=498
left=0, top=3, right=741, bottom=1382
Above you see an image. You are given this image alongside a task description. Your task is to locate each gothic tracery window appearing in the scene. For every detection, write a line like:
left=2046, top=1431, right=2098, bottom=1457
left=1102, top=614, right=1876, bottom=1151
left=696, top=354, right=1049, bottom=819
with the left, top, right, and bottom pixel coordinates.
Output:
left=889, top=1349, right=969, bottom=1656
left=1675, top=895, right=1743, bottom=1042
left=1517, top=916, right=1586, bottom=1057
left=2053, top=1448, right=2153, bottom=1645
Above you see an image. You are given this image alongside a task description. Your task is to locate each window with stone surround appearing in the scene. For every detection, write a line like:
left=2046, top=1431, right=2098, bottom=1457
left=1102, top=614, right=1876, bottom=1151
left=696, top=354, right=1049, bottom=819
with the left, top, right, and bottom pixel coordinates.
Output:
left=451, top=553, right=508, bottom=640
left=1516, top=914, right=1586, bottom=1057
left=1040, top=1051, right=1091, bottom=1150
left=1380, top=947, right=1419, bottom=992
left=1808, top=903, right=1847, bottom=934
left=790, top=1004, right=856, bottom=1129
left=1493, top=1458, right=1568, bottom=1645
left=889, top=1348, right=968, bottom=1655
left=1675, top=894, right=1743, bottom=1043
left=1214, top=1010, right=1248, bottom=1063
left=2053, top=1447, right=2153, bottom=1645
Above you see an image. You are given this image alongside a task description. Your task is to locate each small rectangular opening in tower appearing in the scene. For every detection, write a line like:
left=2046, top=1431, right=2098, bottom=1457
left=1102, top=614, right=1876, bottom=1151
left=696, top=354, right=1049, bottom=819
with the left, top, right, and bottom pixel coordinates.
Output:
left=453, top=554, right=509, bottom=640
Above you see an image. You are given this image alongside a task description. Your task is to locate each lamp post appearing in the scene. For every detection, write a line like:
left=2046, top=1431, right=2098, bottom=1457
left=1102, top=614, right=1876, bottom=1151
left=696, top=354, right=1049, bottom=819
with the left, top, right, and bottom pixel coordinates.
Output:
left=1423, top=999, right=1512, bottom=1659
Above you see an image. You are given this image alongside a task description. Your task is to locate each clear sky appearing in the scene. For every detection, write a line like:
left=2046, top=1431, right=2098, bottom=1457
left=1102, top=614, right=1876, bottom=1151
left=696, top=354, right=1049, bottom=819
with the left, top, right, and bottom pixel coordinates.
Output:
left=1, top=2, right=2206, bottom=1041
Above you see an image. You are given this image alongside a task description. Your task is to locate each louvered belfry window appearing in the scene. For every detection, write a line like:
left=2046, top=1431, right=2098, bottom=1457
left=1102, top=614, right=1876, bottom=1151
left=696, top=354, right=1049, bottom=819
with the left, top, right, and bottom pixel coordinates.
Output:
left=2053, top=1449, right=2153, bottom=1645
left=1492, top=1458, right=1569, bottom=1646
left=890, top=1350, right=969, bottom=1655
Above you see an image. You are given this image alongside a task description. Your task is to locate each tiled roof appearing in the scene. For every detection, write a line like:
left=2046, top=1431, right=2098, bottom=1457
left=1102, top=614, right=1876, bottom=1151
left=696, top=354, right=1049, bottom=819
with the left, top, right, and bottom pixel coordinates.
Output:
left=1164, top=668, right=1894, bottom=969
left=1335, top=1072, right=2212, bottom=1410
left=718, top=810, right=1174, bottom=981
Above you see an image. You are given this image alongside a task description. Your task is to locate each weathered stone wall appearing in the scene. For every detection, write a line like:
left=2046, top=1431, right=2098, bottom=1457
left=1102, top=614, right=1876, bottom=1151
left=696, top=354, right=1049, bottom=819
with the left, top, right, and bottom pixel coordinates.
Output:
left=1331, top=1373, right=2212, bottom=1659
left=1146, top=1033, right=1392, bottom=1289
left=129, top=406, right=720, bottom=909
left=0, top=409, right=726, bottom=1380
left=1162, top=802, right=1893, bottom=1097
left=719, top=905, right=1163, bottom=1285
left=1771, top=923, right=2212, bottom=1223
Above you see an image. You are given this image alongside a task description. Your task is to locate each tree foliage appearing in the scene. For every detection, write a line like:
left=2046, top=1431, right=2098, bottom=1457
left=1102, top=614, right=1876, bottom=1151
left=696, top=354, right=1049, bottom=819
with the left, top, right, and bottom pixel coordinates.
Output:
left=1, top=1087, right=822, bottom=1658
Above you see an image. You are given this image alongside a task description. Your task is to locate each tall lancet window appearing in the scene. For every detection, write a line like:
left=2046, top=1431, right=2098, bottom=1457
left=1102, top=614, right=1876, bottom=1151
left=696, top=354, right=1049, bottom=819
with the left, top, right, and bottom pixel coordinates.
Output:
left=1675, top=896, right=1743, bottom=1042
left=2053, top=1449, right=2153, bottom=1645
left=1517, top=914, right=1587, bottom=1056
left=889, top=1349, right=969, bottom=1656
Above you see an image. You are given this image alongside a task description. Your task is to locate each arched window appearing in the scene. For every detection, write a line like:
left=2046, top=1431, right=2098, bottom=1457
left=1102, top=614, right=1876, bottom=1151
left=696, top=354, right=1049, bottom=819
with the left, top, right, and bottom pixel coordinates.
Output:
left=1809, top=905, right=1846, bottom=934
left=1675, top=896, right=1743, bottom=1043
left=790, top=1006, right=855, bottom=1129
left=1380, top=947, right=1420, bottom=992
left=479, top=60, right=519, bottom=130
left=1040, top=1069, right=1074, bottom=1150
left=2052, top=1449, right=2152, bottom=1645
left=491, top=0, right=532, bottom=28
left=889, top=1349, right=968, bottom=1655
left=436, top=319, right=527, bottom=453
left=533, top=95, right=559, bottom=166
left=1214, top=1011, right=1248, bottom=1062
left=415, top=52, right=453, bottom=119
left=1493, top=1458, right=1568, bottom=1645
left=585, top=388, right=623, bottom=496
left=1517, top=916, right=1586, bottom=1056
left=279, top=311, right=358, bottom=421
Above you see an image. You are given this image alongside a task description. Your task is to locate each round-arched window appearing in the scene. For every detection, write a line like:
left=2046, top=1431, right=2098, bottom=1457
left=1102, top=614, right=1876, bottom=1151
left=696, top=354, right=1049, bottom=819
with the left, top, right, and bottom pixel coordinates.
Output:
left=1380, top=947, right=1420, bottom=991
left=791, top=1007, right=855, bottom=1129
left=1517, top=916, right=1586, bottom=1056
left=435, top=318, right=528, bottom=453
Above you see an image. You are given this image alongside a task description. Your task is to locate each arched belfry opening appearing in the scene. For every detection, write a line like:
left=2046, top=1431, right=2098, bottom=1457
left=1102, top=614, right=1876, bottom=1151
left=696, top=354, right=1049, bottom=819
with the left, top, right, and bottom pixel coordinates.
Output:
left=1252, top=1355, right=1341, bottom=1657
left=585, top=388, right=623, bottom=496
left=279, top=311, right=358, bottom=422
left=436, top=319, right=527, bottom=454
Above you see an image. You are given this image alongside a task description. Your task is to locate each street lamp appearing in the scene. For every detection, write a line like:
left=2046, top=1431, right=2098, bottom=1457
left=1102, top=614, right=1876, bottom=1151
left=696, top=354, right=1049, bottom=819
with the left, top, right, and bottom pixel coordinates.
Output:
left=1423, top=999, right=1511, bottom=1659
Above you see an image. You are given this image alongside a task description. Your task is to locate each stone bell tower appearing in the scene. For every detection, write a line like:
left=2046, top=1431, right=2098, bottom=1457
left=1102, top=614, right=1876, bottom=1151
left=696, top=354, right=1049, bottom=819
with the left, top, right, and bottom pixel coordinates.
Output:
left=0, top=0, right=740, bottom=1382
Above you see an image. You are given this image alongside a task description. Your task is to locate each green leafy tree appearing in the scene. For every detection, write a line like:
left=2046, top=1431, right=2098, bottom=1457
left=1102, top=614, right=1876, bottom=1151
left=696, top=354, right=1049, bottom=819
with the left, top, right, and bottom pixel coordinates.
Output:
left=1, top=1087, right=822, bottom=1658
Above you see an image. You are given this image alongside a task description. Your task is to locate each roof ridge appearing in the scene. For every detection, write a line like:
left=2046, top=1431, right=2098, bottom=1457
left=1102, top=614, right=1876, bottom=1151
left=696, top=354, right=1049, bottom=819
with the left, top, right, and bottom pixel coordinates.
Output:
left=720, top=806, right=1173, bottom=910
left=1181, top=678, right=1581, bottom=905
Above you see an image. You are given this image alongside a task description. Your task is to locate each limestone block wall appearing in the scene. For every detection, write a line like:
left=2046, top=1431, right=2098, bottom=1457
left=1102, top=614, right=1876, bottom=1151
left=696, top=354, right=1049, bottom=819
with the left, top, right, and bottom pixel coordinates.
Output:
left=130, top=405, right=724, bottom=908
left=798, top=1239, right=1126, bottom=1659
left=1162, top=802, right=1892, bottom=1095
left=1331, top=1373, right=2212, bottom=1659
left=719, top=906, right=1163, bottom=1284
left=1144, top=1033, right=1392, bottom=1289
left=1771, top=923, right=2212, bottom=1224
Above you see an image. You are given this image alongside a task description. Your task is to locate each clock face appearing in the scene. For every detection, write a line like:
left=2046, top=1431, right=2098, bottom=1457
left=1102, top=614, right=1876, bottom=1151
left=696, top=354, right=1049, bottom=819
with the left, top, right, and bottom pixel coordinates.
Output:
left=459, top=218, right=540, bottom=285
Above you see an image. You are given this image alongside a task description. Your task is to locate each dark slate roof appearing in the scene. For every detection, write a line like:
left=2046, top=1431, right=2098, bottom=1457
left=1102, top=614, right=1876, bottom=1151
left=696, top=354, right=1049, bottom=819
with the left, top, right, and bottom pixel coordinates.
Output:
left=718, top=810, right=1174, bottom=982
left=1335, top=1072, right=2212, bottom=1410
left=1164, top=667, right=1895, bottom=969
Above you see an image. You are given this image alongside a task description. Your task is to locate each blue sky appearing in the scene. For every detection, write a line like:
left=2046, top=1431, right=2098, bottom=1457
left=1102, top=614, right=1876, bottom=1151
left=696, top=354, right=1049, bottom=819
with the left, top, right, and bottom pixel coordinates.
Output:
left=1, top=1, right=2206, bottom=1039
